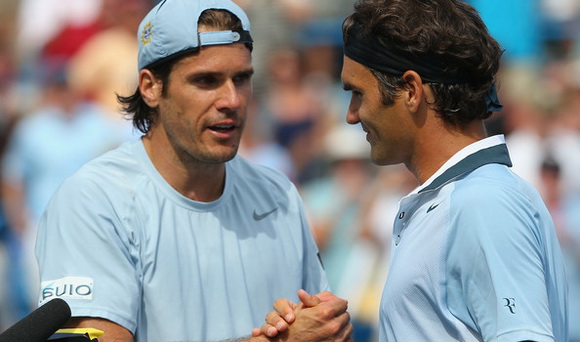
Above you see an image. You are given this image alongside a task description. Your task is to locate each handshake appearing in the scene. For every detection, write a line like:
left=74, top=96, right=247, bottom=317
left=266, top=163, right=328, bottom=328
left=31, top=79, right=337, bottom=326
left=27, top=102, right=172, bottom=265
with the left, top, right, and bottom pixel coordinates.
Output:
left=251, top=290, right=354, bottom=342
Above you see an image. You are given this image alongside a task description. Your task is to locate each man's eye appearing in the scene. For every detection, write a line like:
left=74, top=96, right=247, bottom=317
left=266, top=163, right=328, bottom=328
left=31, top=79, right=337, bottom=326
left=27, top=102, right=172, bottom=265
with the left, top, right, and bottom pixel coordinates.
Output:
left=197, top=77, right=217, bottom=85
left=191, top=76, right=220, bottom=88
left=233, top=73, right=252, bottom=86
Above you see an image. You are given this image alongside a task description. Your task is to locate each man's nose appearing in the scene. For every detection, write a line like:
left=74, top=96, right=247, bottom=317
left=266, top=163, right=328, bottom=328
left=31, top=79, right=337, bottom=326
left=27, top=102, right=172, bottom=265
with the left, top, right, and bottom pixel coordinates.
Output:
left=215, top=79, right=241, bottom=110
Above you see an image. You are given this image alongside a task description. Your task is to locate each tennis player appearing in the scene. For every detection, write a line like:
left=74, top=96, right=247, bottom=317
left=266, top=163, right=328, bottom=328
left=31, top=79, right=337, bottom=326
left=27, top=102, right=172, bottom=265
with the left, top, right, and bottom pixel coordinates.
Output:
left=35, top=0, right=353, bottom=341
left=259, top=0, right=568, bottom=341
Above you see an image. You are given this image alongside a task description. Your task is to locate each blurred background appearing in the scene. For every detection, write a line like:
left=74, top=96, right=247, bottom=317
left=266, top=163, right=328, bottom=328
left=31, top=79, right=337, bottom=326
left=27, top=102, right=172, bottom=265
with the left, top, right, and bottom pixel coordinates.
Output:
left=0, top=0, right=579, bottom=341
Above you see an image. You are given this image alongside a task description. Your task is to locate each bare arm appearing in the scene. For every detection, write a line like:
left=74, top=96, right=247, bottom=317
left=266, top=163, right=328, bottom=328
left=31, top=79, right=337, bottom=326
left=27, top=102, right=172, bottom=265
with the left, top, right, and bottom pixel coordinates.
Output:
left=64, top=318, right=288, bottom=342
left=65, top=290, right=352, bottom=342
left=65, top=317, right=133, bottom=342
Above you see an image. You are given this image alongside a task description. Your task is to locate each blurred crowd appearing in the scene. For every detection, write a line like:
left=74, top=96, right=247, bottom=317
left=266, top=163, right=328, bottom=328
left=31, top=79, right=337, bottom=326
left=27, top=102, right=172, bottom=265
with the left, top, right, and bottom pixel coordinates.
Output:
left=0, top=0, right=579, bottom=341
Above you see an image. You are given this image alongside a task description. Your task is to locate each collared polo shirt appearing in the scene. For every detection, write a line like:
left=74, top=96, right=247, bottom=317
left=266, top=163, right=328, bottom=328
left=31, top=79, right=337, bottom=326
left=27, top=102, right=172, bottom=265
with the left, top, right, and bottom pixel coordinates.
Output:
left=380, top=135, right=568, bottom=342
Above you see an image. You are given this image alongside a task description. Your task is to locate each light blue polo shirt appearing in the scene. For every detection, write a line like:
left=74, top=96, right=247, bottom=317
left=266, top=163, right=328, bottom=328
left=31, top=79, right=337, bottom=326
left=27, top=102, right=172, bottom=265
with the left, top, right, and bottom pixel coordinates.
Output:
left=380, top=135, right=568, bottom=342
left=36, top=139, right=328, bottom=342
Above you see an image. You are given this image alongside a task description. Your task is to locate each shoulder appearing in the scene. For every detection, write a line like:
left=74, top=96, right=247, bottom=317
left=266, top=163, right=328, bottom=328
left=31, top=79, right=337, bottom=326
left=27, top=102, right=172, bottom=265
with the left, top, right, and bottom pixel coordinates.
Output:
left=227, top=156, right=304, bottom=213
left=55, top=141, right=143, bottom=201
left=451, top=163, right=539, bottom=212
left=230, top=155, right=297, bottom=191
left=447, top=163, right=548, bottom=246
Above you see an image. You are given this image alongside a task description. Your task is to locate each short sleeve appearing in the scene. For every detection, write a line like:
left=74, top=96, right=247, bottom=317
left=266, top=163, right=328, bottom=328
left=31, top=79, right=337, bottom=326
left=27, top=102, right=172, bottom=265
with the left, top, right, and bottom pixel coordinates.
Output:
left=446, top=184, right=555, bottom=342
left=36, top=171, right=141, bottom=333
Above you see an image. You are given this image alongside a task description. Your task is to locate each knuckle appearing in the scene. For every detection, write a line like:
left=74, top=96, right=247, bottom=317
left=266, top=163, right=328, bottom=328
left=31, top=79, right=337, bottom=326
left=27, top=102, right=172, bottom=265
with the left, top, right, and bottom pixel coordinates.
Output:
left=327, top=321, right=342, bottom=335
left=320, top=307, right=334, bottom=318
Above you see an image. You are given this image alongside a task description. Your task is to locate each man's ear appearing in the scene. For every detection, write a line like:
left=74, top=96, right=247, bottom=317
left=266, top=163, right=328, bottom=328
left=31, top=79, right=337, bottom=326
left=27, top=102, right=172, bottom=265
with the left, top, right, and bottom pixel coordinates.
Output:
left=401, top=70, right=424, bottom=113
left=139, top=69, right=162, bottom=107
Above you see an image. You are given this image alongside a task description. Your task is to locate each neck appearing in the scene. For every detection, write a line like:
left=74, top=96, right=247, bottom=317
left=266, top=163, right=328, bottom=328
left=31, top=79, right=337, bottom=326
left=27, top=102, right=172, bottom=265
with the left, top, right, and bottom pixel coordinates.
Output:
left=142, top=136, right=226, bottom=202
left=408, top=117, right=487, bottom=184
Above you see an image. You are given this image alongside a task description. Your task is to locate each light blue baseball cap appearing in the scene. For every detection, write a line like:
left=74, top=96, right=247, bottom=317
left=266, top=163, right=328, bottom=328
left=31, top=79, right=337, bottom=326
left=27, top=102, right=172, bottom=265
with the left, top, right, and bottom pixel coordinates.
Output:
left=137, top=0, right=253, bottom=70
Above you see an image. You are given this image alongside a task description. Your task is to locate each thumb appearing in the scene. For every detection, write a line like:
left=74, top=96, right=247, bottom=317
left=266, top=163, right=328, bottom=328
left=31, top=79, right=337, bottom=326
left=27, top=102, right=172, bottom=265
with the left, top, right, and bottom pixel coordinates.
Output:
left=297, top=289, right=321, bottom=308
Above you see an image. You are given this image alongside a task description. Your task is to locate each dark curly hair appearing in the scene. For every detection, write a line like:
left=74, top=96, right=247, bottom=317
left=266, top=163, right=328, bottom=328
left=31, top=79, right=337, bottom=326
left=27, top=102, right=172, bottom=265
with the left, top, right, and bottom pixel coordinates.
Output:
left=343, top=0, right=503, bottom=125
left=118, top=9, right=247, bottom=134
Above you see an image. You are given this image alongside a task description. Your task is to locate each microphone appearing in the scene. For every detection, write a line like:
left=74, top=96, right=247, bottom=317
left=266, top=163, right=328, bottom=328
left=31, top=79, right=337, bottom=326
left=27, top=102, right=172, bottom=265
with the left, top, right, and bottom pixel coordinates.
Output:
left=0, top=298, right=71, bottom=342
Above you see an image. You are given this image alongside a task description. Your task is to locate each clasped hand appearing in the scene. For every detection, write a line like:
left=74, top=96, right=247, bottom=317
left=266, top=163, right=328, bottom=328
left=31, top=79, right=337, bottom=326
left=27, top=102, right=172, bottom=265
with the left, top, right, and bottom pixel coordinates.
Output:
left=252, top=289, right=354, bottom=342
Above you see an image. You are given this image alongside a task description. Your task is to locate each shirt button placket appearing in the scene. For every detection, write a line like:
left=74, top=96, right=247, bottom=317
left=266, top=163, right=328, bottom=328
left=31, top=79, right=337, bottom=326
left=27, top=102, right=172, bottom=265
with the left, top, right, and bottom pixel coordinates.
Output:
left=395, top=211, right=405, bottom=245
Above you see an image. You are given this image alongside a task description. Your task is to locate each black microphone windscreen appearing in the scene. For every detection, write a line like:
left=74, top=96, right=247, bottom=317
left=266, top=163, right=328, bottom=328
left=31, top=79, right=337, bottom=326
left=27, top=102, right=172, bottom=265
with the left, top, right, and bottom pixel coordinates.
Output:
left=0, top=298, right=72, bottom=342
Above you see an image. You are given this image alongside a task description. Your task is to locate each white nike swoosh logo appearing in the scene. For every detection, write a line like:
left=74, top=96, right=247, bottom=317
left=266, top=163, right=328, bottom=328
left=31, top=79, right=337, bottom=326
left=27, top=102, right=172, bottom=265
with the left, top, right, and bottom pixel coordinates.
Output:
left=253, top=207, right=278, bottom=221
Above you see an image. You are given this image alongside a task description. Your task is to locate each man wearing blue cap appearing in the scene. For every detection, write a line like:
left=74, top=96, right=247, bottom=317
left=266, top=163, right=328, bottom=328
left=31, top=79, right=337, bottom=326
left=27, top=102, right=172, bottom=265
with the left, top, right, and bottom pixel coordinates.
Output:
left=259, top=0, right=568, bottom=341
left=35, top=0, right=353, bottom=341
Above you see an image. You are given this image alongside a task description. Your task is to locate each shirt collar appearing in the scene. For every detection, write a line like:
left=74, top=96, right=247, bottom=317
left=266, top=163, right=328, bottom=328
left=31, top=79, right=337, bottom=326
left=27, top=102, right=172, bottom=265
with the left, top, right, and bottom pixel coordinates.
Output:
left=413, top=135, right=512, bottom=194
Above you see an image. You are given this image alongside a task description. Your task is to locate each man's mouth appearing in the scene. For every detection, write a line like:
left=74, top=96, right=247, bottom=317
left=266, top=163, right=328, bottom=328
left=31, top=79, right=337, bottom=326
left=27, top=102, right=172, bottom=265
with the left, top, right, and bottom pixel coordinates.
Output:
left=209, top=124, right=236, bottom=132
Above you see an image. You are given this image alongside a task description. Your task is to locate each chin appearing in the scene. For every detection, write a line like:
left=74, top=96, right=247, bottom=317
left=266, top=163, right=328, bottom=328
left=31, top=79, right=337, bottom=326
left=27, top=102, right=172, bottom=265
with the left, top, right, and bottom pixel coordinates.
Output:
left=370, top=152, right=386, bottom=166
left=370, top=154, right=398, bottom=166
left=211, top=147, right=239, bottom=164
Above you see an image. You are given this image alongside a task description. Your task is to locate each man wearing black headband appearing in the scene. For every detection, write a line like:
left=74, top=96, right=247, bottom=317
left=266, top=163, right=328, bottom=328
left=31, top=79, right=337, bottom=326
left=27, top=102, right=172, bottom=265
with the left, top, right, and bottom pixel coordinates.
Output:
left=259, top=0, right=568, bottom=341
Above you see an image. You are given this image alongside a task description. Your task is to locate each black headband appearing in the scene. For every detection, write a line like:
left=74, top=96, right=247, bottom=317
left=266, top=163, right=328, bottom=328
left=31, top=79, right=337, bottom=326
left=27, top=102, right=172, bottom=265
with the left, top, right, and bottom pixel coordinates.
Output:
left=344, top=23, right=503, bottom=111
left=344, top=25, right=473, bottom=83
